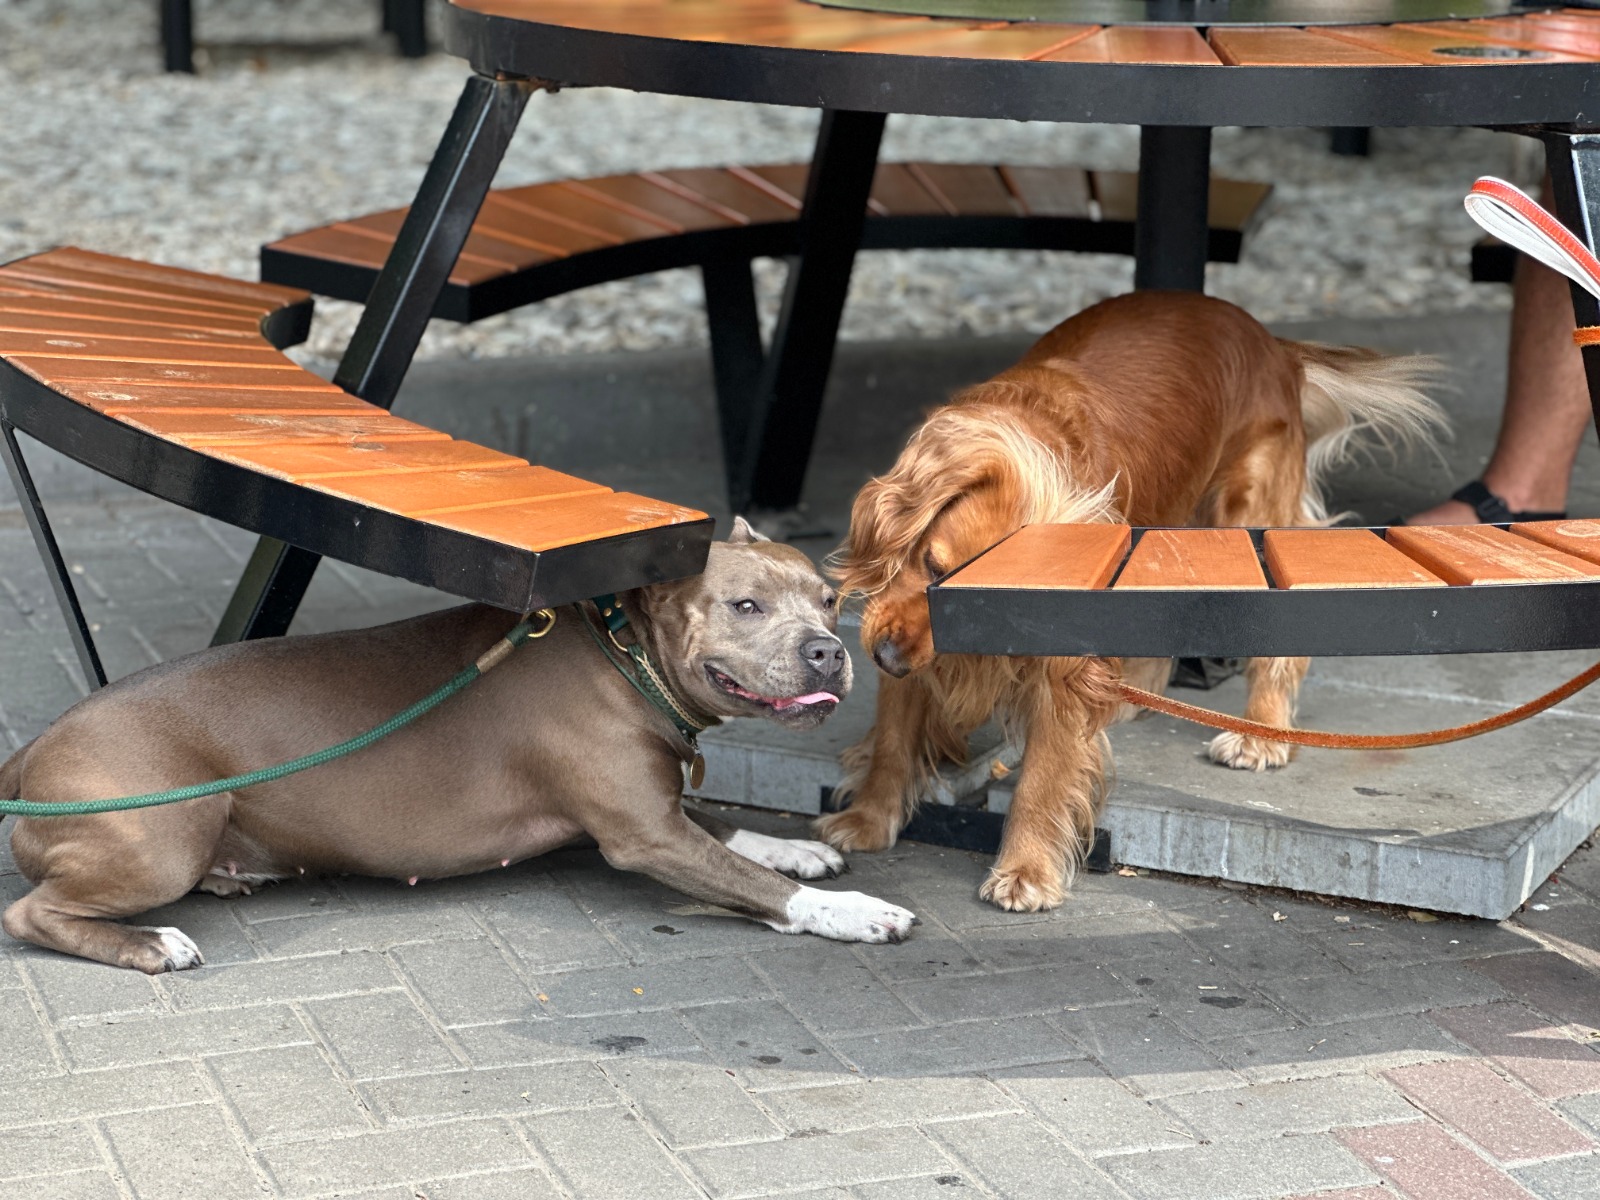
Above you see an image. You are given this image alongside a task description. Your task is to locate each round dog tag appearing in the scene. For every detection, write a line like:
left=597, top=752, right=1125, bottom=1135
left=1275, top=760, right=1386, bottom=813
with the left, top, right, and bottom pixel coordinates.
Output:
left=687, top=753, right=706, bottom=790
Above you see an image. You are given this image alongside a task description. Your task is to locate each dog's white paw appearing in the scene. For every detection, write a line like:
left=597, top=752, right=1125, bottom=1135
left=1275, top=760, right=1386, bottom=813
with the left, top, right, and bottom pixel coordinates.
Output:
left=132, top=926, right=204, bottom=971
left=727, top=829, right=846, bottom=879
left=770, top=887, right=916, bottom=943
left=1207, top=731, right=1294, bottom=772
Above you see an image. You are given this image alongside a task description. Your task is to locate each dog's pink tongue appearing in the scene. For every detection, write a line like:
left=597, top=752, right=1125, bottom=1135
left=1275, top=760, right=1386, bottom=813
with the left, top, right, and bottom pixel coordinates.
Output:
left=790, top=692, right=840, bottom=706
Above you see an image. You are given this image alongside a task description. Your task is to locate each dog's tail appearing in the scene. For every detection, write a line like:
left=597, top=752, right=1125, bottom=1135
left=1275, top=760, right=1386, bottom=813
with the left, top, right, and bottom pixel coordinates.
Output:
left=1283, top=341, right=1449, bottom=524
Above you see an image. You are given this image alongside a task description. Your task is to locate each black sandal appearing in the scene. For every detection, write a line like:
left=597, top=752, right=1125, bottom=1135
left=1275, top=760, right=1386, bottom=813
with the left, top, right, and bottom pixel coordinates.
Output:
left=1392, top=480, right=1565, bottom=526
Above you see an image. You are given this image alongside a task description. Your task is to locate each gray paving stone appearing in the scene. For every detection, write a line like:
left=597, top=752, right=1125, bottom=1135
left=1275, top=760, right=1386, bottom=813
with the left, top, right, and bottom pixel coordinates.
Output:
left=0, top=1061, right=208, bottom=1128
left=262, top=1119, right=533, bottom=1197
left=1161, top=1076, right=1420, bottom=1141
left=683, top=999, right=855, bottom=1090
left=478, top=890, right=628, bottom=974
left=0, top=1172, right=120, bottom=1200
left=1514, top=1152, right=1600, bottom=1199
left=208, top=1045, right=371, bottom=1147
left=394, top=940, right=541, bottom=1027
left=969, top=909, right=1197, bottom=972
left=101, top=1101, right=270, bottom=1199
left=526, top=1106, right=704, bottom=1199
left=841, top=918, right=984, bottom=984
left=1295, top=913, right=1535, bottom=972
left=21, top=956, right=163, bottom=1023
left=831, top=1016, right=1083, bottom=1080
left=250, top=907, right=483, bottom=957
left=0, top=988, right=61, bottom=1081
left=1053, top=1005, right=1241, bottom=1098
left=851, top=1178, right=980, bottom=1199
left=362, top=1061, right=614, bottom=1123
left=229, top=879, right=348, bottom=923
left=131, top=897, right=259, bottom=965
left=895, top=963, right=1133, bottom=1024
left=303, top=991, right=462, bottom=1080
left=1260, top=961, right=1510, bottom=1025
left=1112, top=956, right=1299, bottom=1041
left=762, top=1076, right=1018, bottom=1136
left=1195, top=932, right=1352, bottom=980
left=60, top=1005, right=310, bottom=1071
left=1208, top=1013, right=1464, bottom=1083
left=539, top=957, right=772, bottom=1018
left=993, top=1060, right=1200, bottom=1156
left=926, top=1112, right=1125, bottom=1198
left=420, top=1168, right=566, bottom=1200
left=685, top=1126, right=951, bottom=1199
left=1099, top=1134, right=1381, bottom=1200
left=603, top=1054, right=782, bottom=1149
left=0, top=1122, right=101, bottom=1181
left=1561, top=1092, right=1600, bottom=1138
left=454, top=1011, right=702, bottom=1068
left=744, top=943, right=922, bottom=1034
left=159, top=949, right=399, bottom=1011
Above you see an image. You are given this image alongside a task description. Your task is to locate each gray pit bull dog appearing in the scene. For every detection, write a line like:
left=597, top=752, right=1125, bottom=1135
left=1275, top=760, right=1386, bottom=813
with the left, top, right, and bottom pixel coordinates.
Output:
left=2, top=519, right=917, bottom=972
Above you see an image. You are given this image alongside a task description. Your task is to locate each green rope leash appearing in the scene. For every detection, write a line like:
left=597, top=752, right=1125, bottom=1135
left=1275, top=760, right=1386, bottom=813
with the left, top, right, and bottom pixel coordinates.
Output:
left=0, top=609, right=557, bottom=819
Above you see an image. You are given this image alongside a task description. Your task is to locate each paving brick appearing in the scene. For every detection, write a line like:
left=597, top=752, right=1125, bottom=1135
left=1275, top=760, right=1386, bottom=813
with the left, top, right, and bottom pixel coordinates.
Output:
left=1385, top=1060, right=1595, bottom=1164
left=0, top=1061, right=207, bottom=1128
left=21, top=956, right=163, bottom=1023
left=852, top=1178, right=981, bottom=1199
left=1340, top=1121, right=1539, bottom=1200
left=1279, top=1190, right=1397, bottom=1200
left=230, top=879, right=347, bottom=923
left=1210, top=1013, right=1463, bottom=1083
left=0, top=1122, right=101, bottom=1180
left=829, top=1014, right=1082, bottom=1080
left=60, top=1004, right=309, bottom=1070
left=478, top=891, right=627, bottom=973
left=131, top=898, right=259, bottom=965
left=159, top=949, right=399, bottom=1011
left=419, top=1168, right=565, bottom=1200
left=1102, top=1134, right=1380, bottom=1200
left=1162, top=1075, right=1419, bottom=1141
left=1471, top=953, right=1600, bottom=1033
left=762, top=1075, right=1017, bottom=1136
left=1513, top=1152, right=1600, bottom=1199
left=209, top=1045, right=371, bottom=1146
left=1565, top=1093, right=1600, bottom=1139
left=896, top=962, right=1133, bottom=1024
left=994, top=1060, right=1201, bottom=1155
left=1114, top=955, right=1298, bottom=1041
left=684, top=999, right=854, bottom=1090
left=1261, top=962, right=1509, bottom=1025
left=0, top=1172, right=120, bottom=1200
left=685, top=1125, right=950, bottom=1198
left=1200, top=931, right=1352, bottom=979
left=1054, top=1004, right=1240, bottom=1098
left=843, top=918, right=984, bottom=984
left=603, top=1054, right=781, bottom=1148
left=303, top=991, right=461, bottom=1079
left=0, top=987, right=61, bottom=1081
left=102, top=1101, right=269, bottom=1199
left=250, top=907, right=484, bottom=957
left=968, top=909, right=1197, bottom=972
left=745, top=943, right=921, bottom=1034
left=394, top=940, right=541, bottom=1026
left=527, top=1106, right=703, bottom=1199
left=263, top=1119, right=533, bottom=1197
left=538, top=957, right=771, bottom=1018
left=927, top=1111, right=1125, bottom=1198
left=454, top=1010, right=702, bottom=1068
left=362, top=1061, right=614, bottom=1122
left=1430, top=1003, right=1600, bottom=1100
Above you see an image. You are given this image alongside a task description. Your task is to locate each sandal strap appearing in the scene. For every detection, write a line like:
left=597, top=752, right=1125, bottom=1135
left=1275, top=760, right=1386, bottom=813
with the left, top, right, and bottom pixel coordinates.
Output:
left=1450, top=480, right=1566, bottom=524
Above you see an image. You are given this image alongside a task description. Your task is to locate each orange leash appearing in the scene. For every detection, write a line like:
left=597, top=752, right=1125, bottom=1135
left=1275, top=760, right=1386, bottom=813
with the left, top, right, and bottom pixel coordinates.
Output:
left=1116, top=658, right=1600, bottom=751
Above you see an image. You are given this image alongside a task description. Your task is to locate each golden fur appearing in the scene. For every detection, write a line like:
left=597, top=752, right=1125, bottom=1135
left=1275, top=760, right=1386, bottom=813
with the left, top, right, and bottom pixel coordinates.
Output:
left=816, top=291, right=1443, bottom=911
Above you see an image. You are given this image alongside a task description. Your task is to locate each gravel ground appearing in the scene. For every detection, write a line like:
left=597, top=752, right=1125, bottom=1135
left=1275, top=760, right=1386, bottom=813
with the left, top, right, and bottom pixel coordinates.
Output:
left=1, top=0, right=1537, bottom=365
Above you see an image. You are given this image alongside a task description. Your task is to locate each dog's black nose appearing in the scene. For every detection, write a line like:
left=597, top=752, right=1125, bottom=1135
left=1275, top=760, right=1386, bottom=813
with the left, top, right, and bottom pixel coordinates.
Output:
left=871, top=639, right=910, bottom=678
left=801, top=635, right=846, bottom=678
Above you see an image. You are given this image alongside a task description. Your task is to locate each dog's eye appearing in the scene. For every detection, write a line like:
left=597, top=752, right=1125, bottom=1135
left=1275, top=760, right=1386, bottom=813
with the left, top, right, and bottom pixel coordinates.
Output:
left=823, top=593, right=836, bottom=610
left=924, top=550, right=944, bottom=579
left=731, top=599, right=762, bottom=615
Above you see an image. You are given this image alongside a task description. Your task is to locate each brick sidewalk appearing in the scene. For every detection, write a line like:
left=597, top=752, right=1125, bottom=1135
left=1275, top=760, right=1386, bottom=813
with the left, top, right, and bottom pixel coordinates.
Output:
left=2, top=499, right=1599, bottom=1199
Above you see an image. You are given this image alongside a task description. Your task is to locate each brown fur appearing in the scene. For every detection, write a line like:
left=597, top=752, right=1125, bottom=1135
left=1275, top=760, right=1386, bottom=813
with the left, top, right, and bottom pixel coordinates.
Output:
left=816, top=291, right=1443, bottom=911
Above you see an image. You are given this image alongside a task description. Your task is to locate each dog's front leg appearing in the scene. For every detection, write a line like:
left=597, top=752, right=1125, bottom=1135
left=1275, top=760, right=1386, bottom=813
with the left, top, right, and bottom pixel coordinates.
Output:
left=1207, top=655, right=1309, bottom=772
left=684, top=805, right=845, bottom=879
left=814, top=672, right=934, bottom=852
left=600, top=807, right=914, bottom=943
left=981, top=658, right=1117, bottom=912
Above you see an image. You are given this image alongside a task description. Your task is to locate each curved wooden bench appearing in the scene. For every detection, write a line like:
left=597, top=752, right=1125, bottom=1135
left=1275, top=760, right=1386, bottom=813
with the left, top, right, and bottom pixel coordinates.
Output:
left=0, top=247, right=711, bottom=685
left=927, top=522, right=1600, bottom=658
left=261, top=161, right=1272, bottom=323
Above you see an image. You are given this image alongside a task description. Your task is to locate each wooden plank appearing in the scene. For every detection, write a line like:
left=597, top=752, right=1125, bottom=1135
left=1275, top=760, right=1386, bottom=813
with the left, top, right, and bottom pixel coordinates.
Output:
left=208, top=438, right=526, bottom=482
left=1508, top=518, right=1600, bottom=566
left=116, top=410, right=448, bottom=447
left=1091, top=172, right=1268, bottom=232
left=1114, top=528, right=1266, bottom=590
left=428, top=489, right=706, bottom=553
left=648, top=168, right=804, bottom=224
left=905, top=163, right=1018, bottom=216
left=939, top=524, right=1130, bottom=590
left=729, top=164, right=807, bottom=210
left=1208, top=27, right=1414, bottom=66
left=997, top=166, right=1091, bottom=218
left=1385, top=524, right=1600, bottom=584
left=266, top=227, right=397, bottom=272
left=1039, top=26, right=1220, bottom=64
left=1419, top=16, right=1600, bottom=56
left=0, top=261, right=274, bottom=317
left=36, top=247, right=308, bottom=308
left=868, top=162, right=947, bottom=217
left=0, top=332, right=288, bottom=365
left=841, top=23, right=1095, bottom=60
left=0, top=282, right=266, bottom=332
left=1318, top=23, right=1598, bottom=64
left=559, top=175, right=737, bottom=234
left=66, top=384, right=367, bottom=415
left=0, top=311, right=259, bottom=343
left=304, top=464, right=610, bottom=517
left=350, top=209, right=574, bottom=266
left=5, top=357, right=327, bottom=390
left=491, top=184, right=678, bottom=241
left=1262, top=528, right=1445, bottom=589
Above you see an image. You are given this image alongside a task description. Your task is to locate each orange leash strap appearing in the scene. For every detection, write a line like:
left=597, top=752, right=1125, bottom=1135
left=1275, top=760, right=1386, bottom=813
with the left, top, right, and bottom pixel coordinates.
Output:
left=1116, top=658, right=1600, bottom=751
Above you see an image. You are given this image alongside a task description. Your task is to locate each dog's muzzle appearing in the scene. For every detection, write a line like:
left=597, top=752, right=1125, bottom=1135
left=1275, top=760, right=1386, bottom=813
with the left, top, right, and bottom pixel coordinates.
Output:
left=871, top=639, right=911, bottom=678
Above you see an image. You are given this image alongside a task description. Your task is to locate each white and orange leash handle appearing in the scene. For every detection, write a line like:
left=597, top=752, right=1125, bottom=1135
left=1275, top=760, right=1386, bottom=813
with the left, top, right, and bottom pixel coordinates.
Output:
left=1464, top=175, right=1600, bottom=346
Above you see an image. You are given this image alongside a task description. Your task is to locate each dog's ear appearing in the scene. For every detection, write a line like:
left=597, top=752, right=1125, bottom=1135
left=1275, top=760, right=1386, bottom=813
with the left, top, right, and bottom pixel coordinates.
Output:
left=728, top=516, right=771, bottom=544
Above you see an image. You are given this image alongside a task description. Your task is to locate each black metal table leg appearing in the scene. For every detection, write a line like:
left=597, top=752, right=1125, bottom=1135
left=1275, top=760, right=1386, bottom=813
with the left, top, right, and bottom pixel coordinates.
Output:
left=701, top=258, right=767, bottom=498
left=1330, top=127, right=1372, bottom=158
left=1134, top=125, right=1212, bottom=293
left=161, top=0, right=195, bottom=74
left=387, top=0, right=429, bottom=59
left=213, top=74, right=535, bottom=645
left=1544, top=131, right=1600, bottom=446
left=730, top=109, right=887, bottom=514
left=0, top=424, right=106, bottom=689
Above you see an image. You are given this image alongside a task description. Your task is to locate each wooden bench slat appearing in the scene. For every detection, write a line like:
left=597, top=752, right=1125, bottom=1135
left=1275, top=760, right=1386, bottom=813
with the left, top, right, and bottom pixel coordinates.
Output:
left=0, top=261, right=277, bottom=317
left=69, top=385, right=369, bottom=416
left=1039, top=26, right=1221, bottom=64
left=1385, top=525, right=1600, bottom=584
left=559, top=176, right=737, bottom=234
left=732, top=164, right=808, bottom=210
left=868, top=162, right=948, bottom=217
left=118, top=410, right=450, bottom=447
left=648, top=168, right=804, bottom=225
left=1318, top=24, right=1600, bottom=65
left=940, top=524, right=1130, bottom=590
left=998, top=166, right=1092, bottom=218
left=427, top=490, right=706, bottom=553
left=0, top=311, right=260, bottom=343
left=905, top=164, right=1019, bottom=217
left=1263, top=528, right=1446, bottom=589
left=7, top=358, right=330, bottom=391
left=1508, top=518, right=1600, bottom=566
left=1207, top=27, right=1414, bottom=66
left=0, top=283, right=265, bottom=332
left=491, top=184, right=677, bottom=243
left=304, top=464, right=610, bottom=517
left=840, top=23, right=1095, bottom=60
left=1115, top=528, right=1266, bottom=590
left=209, top=439, right=526, bottom=482
left=40, top=247, right=309, bottom=308
left=0, top=331, right=290, bottom=366
left=348, top=209, right=569, bottom=269
left=1413, top=17, right=1600, bottom=56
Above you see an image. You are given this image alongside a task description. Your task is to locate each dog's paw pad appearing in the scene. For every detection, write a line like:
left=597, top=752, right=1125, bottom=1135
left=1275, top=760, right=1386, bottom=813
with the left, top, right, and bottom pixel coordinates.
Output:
left=777, top=888, right=916, bottom=943
left=980, top=865, right=1066, bottom=912
left=1207, top=731, right=1294, bottom=772
left=131, top=926, right=204, bottom=972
